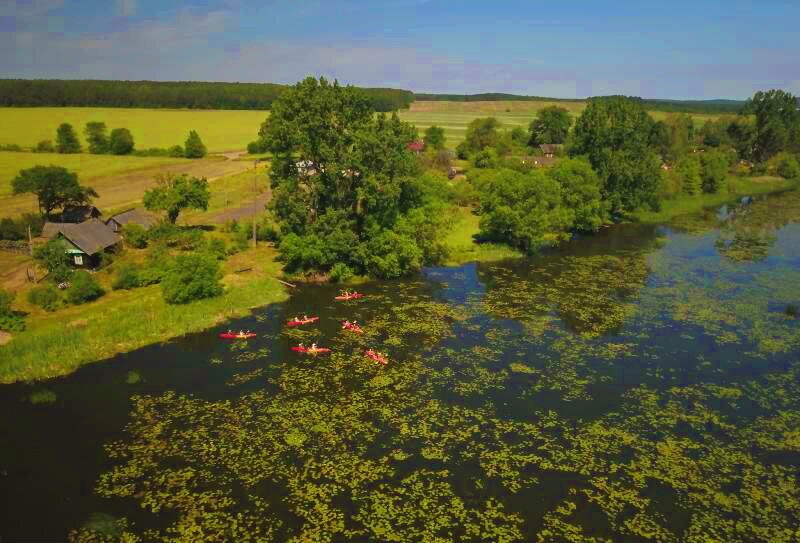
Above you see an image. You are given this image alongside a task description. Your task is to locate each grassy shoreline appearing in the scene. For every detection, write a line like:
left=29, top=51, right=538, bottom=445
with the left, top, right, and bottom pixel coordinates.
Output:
left=632, top=175, right=796, bottom=223
left=0, top=246, right=288, bottom=383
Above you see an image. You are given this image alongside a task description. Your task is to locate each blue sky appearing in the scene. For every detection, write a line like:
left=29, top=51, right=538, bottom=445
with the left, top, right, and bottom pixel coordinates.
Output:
left=1, top=0, right=799, bottom=99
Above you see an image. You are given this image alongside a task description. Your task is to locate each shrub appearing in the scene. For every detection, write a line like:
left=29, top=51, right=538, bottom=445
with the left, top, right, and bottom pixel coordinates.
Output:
left=247, top=140, right=267, bottom=154
left=0, top=213, right=44, bottom=241
left=147, top=223, right=204, bottom=250
left=184, top=130, right=207, bottom=159
left=33, top=140, right=54, bottom=153
left=33, top=239, right=72, bottom=283
left=161, top=254, right=223, bottom=304
left=169, top=145, right=185, bottom=158
left=122, top=223, right=148, bottom=248
left=777, top=156, right=800, bottom=179
left=66, top=271, right=105, bottom=304
left=27, top=284, right=61, bottom=312
left=56, top=123, right=81, bottom=153
left=109, top=128, right=135, bottom=155
left=203, top=237, right=228, bottom=260
left=329, top=262, right=354, bottom=283
left=472, top=148, right=499, bottom=169
left=700, top=150, right=729, bottom=194
left=112, top=264, right=140, bottom=290
left=0, top=143, right=23, bottom=152
left=0, top=288, right=25, bottom=332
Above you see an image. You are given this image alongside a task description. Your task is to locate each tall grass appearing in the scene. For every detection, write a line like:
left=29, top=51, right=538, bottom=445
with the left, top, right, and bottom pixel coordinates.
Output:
left=442, top=207, right=521, bottom=265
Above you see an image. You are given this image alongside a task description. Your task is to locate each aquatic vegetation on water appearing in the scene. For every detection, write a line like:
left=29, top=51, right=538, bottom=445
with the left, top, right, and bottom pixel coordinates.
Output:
left=29, top=389, right=57, bottom=404
left=125, top=371, right=141, bottom=385
left=44, top=190, right=800, bottom=541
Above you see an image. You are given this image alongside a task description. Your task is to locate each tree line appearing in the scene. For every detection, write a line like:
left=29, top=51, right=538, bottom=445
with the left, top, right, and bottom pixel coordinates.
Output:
left=414, top=92, right=745, bottom=114
left=0, top=79, right=415, bottom=112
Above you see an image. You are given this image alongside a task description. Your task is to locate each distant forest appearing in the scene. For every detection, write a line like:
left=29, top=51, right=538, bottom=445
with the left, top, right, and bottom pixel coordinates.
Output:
left=415, top=93, right=745, bottom=114
left=0, top=79, right=415, bottom=112
left=0, top=79, right=745, bottom=114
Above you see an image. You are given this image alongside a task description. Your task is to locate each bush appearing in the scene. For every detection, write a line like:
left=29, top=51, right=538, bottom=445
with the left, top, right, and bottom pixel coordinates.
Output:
left=133, top=147, right=171, bottom=157
left=184, top=130, right=207, bottom=159
left=33, top=140, right=54, bottom=153
left=329, top=262, right=354, bottom=283
left=169, top=145, right=185, bottom=158
left=33, top=239, right=72, bottom=283
left=66, top=271, right=105, bottom=304
left=777, top=156, right=800, bottom=179
left=112, top=264, right=140, bottom=290
left=147, top=223, right=204, bottom=250
left=472, top=148, right=499, bottom=169
left=202, top=237, right=228, bottom=260
left=700, top=150, right=729, bottom=194
left=0, top=288, right=25, bottom=331
left=109, top=128, right=135, bottom=155
left=0, top=143, right=23, bottom=152
left=161, top=254, right=223, bottom=304
left=56, top=123, right=81, bottom=153
left=122, top=223, right=148, bottom=248
left=247, top=140, right=267, bottom=154
left=27, top=284, right=61, bottom=312
left=0, top=213, right=44, bottom=241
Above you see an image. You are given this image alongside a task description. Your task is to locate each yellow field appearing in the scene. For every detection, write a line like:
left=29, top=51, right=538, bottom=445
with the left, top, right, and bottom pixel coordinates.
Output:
left=0, top=107, right=267, bottom=153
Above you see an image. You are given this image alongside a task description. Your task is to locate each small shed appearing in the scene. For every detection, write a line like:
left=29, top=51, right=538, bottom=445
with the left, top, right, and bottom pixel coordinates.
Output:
left=407, top=140, right=425, bottom=153
left=60, top=205, right=102, bottom=223
left=106, top=208, right=159, bottom=232
left=48, top=219, right=121, bottom=267
left=539, top=144, right=562, bottom=158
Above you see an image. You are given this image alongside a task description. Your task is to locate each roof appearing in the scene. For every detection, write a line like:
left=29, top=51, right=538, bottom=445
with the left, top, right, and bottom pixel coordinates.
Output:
left=107, top=208, right=159, bottom=229
left=56, top=219, right=121, bottom=255
left=407, top=140, right=425, bottom=152
left=539, top=144, right=562, bottom=154
left=41, top=222, right=69, bottom=238
left=61, top=205, right=101, bottom=223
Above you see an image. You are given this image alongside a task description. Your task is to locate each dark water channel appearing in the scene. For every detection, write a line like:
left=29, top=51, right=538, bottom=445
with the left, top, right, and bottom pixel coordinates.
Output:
left=1, top=193, right=799, bottom=542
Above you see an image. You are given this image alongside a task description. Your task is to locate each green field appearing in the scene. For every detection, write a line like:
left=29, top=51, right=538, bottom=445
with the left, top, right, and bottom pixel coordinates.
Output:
left=0, top=107, right=267, bottom=153
left=0, top=103, right=724, bottom=157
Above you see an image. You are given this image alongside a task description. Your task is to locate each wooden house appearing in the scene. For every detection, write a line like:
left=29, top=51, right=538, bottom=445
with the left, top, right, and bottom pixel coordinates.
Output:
left=41, top=218, right=121, bottom=267
left=539, top=144, right=562, bottom=158
left=60, top=205, right=102, bottom=223
left=106, top=208, right=159, bottom=232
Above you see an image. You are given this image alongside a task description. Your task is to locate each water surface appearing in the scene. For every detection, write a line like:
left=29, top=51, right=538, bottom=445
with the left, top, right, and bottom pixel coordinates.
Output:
left=1, top=193, right=799, bottom=542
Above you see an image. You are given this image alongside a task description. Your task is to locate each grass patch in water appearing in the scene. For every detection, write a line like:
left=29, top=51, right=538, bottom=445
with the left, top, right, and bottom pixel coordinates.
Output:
left=0, top=246, right=288, bottom=383
left=29, top=389, right=56, bottom=404
left=443, top=207, right=522, bottom=265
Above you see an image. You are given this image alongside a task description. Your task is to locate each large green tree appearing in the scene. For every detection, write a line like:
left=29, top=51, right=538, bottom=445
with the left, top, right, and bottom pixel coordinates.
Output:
left=84, top=121, right=109, bottom=154
left=55, top=123, right=81, bottom=154
left=259, top=76, right=446, bottom=278
left=742, top=89, right=800, bottom=161
left=462, top=117, right=501, bottom=155
left=528, top=106, right=572, bottom=145
left=569, top=96, right=661, bottom=216
left=12, top=165, right=98, bottom=218
left=143, top=174, right=210, bottom=223
left=546, top=158, right=605, bottom=232
left=184, top=130, right=207, bottom=158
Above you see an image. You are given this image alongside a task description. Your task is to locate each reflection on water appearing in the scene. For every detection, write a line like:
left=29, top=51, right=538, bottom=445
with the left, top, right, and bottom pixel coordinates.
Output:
left=1, top=193, right=799, bottom=542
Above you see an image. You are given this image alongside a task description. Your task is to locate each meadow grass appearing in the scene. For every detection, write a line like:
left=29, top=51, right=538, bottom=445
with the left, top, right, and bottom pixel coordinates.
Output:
left=633, top=176, right=797, bottom=223
left=0, top=246, right=288, bottom=383
left=0, top=107, right=267, bottom=153
left=442, top=206, right=521, bottom=265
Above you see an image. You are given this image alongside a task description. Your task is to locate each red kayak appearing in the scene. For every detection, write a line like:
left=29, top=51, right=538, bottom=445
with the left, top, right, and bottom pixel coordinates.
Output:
left=335, top=293, right=365, bottom=301
left=342, top=322, right=364, bottom=334
left=287, top=317, right=319, bottom=327
left=292, top=346, right=331, bottom=355
left=365, top=350, right=388, bottom=365
left=219, top=332, right=256, bottom=339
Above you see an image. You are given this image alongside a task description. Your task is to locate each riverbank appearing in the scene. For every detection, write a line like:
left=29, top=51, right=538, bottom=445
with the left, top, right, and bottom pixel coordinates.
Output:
left=633, top=175, right=797, bottom=223
left=0, top=246, right=288, bottom=383
left=442, top=206, right=522, bottom=265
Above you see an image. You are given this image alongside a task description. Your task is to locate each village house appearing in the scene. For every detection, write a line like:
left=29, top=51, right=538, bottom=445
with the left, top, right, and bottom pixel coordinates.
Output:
left=59, top=205, right=102, bottom=223
left=41, top=218, right=121, bottom=267
left=105, top=208, right=159, bottom=233
left=407, top=140, right=425, bottom=153
left=539, top=144, right=562, bottom=158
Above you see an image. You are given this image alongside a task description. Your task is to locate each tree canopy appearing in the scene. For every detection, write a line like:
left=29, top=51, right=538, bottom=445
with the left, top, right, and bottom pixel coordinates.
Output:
left=742, top=90, right=800, bottom=161
left=12, top=165, right=97, bottom=218
left=259, top=76, right=450, bottom=279
left=462, top=117, right=501, bottom=155
left=184, top=130, right=207, bottom=158
left=55, top=123, right=81, bottom=154
left=84, top=122, right=109, bottom=154
left=528, top=106, right=572, bottom=145
left=143, top=174, right=210, bottom=223
left=109, top=128, right=135, bottom=155
left=424, top=126, right=446, bottom=150
left=569, top=96, right=661, bottom=215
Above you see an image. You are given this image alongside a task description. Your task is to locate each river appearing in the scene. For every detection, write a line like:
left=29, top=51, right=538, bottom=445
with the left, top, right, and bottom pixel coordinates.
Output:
left=1, top=192, right=799, bottom=542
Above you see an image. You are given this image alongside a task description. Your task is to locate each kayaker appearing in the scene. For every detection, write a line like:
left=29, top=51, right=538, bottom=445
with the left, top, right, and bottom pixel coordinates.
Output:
left=227, top=329, right=232, bottom=334
left=311, top=343, right=317, bottom=351
left=343, top=320, right=351, bottom=328
left=298, top=342, right=305, bottom=349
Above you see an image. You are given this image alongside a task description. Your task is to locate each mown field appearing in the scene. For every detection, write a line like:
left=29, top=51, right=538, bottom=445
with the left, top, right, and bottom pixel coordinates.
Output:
left=0, top=107, right=267, bottom=153
left=0, top=151, right=253, bottom=218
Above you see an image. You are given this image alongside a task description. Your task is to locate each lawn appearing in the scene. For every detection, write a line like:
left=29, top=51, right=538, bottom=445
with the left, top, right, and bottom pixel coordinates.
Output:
left=0, top=107, right=268, bottom=153
left=442, top=206, right=521, bottom=265
left=0, top=245, right=288, bottom=383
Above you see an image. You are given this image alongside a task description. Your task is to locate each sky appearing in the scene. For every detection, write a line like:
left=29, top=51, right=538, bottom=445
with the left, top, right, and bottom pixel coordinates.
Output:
left=1, top=0, right=799, bottom=100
